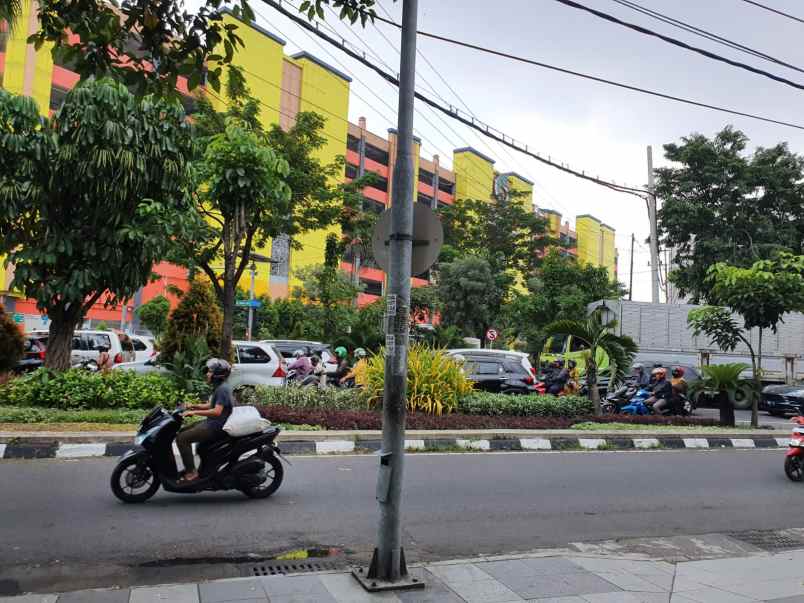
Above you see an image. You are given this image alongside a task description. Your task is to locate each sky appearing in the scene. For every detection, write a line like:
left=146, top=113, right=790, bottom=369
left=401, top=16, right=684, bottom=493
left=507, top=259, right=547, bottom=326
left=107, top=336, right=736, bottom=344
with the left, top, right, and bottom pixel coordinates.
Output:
left=210, top=0, right=804, bottom=301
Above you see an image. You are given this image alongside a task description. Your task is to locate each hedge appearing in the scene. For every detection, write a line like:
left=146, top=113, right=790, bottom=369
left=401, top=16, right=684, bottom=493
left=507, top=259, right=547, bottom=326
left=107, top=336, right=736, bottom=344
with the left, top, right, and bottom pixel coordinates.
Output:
left=0, top=368, right=197, bottom=410
left=246, top=385, right=367, bottom=411
left=458, top=392, right=593, bottom=417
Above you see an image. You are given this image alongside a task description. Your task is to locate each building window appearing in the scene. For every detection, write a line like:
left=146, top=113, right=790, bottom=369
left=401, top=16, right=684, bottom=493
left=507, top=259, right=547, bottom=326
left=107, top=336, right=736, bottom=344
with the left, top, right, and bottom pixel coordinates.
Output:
left=368, top=173, right=388, bottom=193
left=362, top=197, right=386, bottom=214
left=361, top=278, right=383, bottom=297
left=49, top=85, right=69, bottom=112
left=438, top=179, right=454, bottom=195
left=418, top=168, right=434, bottom=185
left=365, top=143, right=389, bottom=165
left=347, top=134, right=360, bottom=152
left=437, top=200, right=450, bottom=210
left=417, top=192, right=433, bottom=206
left=345, top=163, right=358, bottom=180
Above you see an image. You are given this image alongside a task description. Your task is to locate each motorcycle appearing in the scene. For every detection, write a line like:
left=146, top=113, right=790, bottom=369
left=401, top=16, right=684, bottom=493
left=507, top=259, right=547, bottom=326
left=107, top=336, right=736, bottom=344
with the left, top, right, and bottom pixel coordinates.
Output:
left=620, top=389, right=694, bottom=417
left=602, top=383, right=639, bottom=414
left=284, top=368, right=319, bottom=388
left=110, top=406, right=285, bottom=503
left=784, top=417, right=804, bottom=482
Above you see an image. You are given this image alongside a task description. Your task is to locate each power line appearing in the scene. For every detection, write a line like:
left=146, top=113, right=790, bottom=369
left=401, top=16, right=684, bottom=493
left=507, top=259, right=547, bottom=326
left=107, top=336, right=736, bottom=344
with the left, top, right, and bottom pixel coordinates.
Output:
left=552, top=0, right=804, bottom=92
left=369, top=12, right=804, bottom=131
left=262, top=0, right=649, bottom=198
left=610, top=0, right=804, bottom=75
left=738, top=0, right=804, bottom=24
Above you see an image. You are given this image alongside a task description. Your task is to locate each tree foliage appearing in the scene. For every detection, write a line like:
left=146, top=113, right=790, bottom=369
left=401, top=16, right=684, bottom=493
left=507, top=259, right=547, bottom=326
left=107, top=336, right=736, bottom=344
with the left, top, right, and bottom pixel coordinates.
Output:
left=0, top=80, right=194, bottom=369
left=0, top=304, right=24, bottom=373
left=161, top=281, right=223, bottom=363
left=657, top=127, right=804, bottom=302
left=135, top=295, right=171, bottom=341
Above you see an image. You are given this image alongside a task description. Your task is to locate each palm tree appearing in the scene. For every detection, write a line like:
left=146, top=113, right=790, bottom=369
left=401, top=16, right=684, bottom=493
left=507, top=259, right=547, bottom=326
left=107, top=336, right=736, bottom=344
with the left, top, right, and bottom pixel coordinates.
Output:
left=0, top=0, right=22, bottom=33
left=544, top=309, right=638, bottom=416
left=689, top=363, right=751, bottom=427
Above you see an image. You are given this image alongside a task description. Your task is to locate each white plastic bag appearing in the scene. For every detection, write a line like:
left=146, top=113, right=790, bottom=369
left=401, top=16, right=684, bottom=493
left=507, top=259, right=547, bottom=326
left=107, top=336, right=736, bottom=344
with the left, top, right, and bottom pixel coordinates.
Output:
left=223, top=405, right=271, bottom=437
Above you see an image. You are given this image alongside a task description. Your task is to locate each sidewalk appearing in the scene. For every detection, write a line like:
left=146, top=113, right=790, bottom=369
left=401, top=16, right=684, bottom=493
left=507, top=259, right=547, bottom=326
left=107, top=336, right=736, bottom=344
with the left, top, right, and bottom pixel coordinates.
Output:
left=4, top=547, right=804, bottom=603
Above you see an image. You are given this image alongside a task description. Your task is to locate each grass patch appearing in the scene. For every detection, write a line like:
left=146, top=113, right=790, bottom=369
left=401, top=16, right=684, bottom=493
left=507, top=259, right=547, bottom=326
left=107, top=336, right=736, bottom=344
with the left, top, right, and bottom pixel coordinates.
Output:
left=570, top=422, right=757, bottom=433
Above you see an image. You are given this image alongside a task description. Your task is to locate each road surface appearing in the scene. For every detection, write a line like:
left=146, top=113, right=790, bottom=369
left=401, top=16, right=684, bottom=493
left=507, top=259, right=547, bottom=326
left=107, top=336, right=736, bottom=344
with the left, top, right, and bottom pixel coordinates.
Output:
left=695, top=408, right=791, bottom=429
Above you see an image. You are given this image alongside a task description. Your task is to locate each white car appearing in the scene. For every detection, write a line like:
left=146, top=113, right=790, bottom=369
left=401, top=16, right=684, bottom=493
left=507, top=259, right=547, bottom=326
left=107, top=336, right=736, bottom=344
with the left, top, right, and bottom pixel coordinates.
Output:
left=129, top=335, right=156, bottom=363
left=114, top=355, right=168, bottom=375
left=446, top=348, right=536, bottom=378
left=27, top=329, right=135, bottom=367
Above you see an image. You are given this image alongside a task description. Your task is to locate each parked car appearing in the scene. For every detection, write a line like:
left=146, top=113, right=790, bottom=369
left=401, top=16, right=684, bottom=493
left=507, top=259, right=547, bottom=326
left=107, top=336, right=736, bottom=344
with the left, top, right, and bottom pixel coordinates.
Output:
left=114, top=354, right=168, bottom=375
left=26, top=330, right=133, bottom=367
left=129, top=335, right=155, bottom=363
left=230, top=341, right=286, bottom=389
left=14, top=337, right=47, bottom=373
left=761, top=384, right=804, bottom=417
left=447, top=350, right=537, bottom=395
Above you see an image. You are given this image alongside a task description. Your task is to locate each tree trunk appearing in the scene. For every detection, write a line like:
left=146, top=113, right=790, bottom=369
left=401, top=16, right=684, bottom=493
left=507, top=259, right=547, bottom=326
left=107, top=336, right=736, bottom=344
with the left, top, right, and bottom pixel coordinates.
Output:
left=220, top=276, right=236, bottom=362
left=752, top=329, right=763, bottom=429
left=351, top=247, right=362, bottom=308
left=44, top=305, right=82, bottom=370
left=587, top=354, right=601, bottom=416
left=718, top=390, right=735, bottom=427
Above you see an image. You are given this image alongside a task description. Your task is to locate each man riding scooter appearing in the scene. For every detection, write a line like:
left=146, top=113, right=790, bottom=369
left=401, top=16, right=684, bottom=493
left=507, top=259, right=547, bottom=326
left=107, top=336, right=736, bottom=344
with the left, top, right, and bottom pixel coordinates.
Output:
left=287, top=349, right=313, bottom=383
left=176, top=359, right=234, bottom=483
left=645, top=367, right=673, bottom=415
left=548, top=359, right=570, bottom=395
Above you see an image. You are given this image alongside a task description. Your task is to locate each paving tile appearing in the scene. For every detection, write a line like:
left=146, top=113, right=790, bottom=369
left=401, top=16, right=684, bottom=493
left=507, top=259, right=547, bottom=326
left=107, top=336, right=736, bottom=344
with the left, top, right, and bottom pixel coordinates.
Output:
left=581, top=593, right=669, bottom=603
left=397, top=570, right=464, bottom=603
left=528, top=597, right=586, bottom=603
left=57, top=589, right=130, bottom=603
left=319, top=574, right=401, bottom=603
left=592, top=572, right=668, bottom=593
left=130, top=584, right=199, bottom=603
left=670, top=586, right=758, bottom=603
left=568, top=558, right=674, bottom=577
left=427, top=563, right=494, bottom=583
left=258, top=575, right=332, bottom=598
left=719, top=578, right=804, bottom=601
left=0, top=596, right=57, bottom=603
left=446, top=578, right=523, bottom=603
left=767, top=597, right=804, bottom=603
left=498, top=575, right=576, bottom=599
left=640, top=574, right=675, bottom=592
left=198, top=578, right=266, bottom=603
left=516, top=558, right=587, bottom=576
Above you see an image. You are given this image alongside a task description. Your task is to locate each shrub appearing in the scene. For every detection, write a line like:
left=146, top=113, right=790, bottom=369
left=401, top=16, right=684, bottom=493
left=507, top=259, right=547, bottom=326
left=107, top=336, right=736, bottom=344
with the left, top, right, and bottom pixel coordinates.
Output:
left=458, top=392, right=593, bottom=417
left=0, top=304, right=24, bottom=373
left=136, top=294, right=171, bottom=341
left=362, top=345, right=473, bottom=415
left=161, top=281, right=222, bottom=363
left=249, top=385, right=366, bottom=411
left=0, top=406, right=147, bottom=424
left=0, top=368, right=197, bottom=410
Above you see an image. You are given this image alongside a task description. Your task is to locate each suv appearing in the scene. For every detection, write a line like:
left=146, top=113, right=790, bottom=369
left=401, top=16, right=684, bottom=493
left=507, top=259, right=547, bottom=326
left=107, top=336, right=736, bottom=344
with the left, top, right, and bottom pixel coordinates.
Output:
left=27, top=330, right=133, bottom=366
left=14, top=337, right=47, bottom=373
left=129, top=335, right=155, bottom=363
left=447, top=349, right=537, bottom=395
left=230, top=341, right=286, bottom=389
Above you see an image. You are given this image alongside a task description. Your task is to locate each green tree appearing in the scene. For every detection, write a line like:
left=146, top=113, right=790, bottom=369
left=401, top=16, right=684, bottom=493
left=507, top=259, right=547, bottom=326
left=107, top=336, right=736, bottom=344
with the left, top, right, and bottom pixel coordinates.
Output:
left=689, top=363, right=752, bottom=427
left=656, top=127, right=804, bottom=302
left=437, top=255, right=509, bottom=344
left=161, top=281, right=223, bottom=363
left=689, top=253, right=804, bottom=427
left=0, top=80, right=194, bottom=369
left=0, top=0, right=21, bottom=32
left=504, top=249, right=625, bottom=355
left=0, top=304, right=24, bottom=374
left=136, top=295, right=171, bottom=342
left=543, top=310, right=637, bottom=416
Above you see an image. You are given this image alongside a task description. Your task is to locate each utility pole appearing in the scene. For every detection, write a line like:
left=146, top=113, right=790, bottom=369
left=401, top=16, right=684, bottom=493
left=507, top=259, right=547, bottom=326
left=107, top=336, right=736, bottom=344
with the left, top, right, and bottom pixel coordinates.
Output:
left=247, top=262, right=256, bottom=341
left=628, top=233, right=635, bottom=301
left=646, top=146, right=660, bottom=304
left=356, top=0, right=422, bottom=591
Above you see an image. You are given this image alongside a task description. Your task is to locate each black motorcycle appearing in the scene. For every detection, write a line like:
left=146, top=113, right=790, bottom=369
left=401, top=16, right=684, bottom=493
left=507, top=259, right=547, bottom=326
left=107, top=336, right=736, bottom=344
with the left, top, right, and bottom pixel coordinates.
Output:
left=110, top=406, right=284, bottom=503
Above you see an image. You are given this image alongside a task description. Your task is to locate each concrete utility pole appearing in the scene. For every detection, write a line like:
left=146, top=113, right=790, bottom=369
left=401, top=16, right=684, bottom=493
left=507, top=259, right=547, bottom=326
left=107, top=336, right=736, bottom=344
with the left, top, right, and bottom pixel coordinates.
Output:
left=247, top=262, right=256, bottom=341
left=629, top=233, right=635, bottom=301
left=646, top=146, right=660, bottom=304
left=357, top=0, right=422, bottom=591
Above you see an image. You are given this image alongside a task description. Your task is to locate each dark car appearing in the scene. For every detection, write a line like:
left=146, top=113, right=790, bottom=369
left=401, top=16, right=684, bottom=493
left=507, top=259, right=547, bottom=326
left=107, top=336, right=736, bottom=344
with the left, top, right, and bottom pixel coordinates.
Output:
left=761, top=384, right=804, bottom=417
left=15, top=337, right=47, bottom=373
left=462, top=354, right=537, bottom=395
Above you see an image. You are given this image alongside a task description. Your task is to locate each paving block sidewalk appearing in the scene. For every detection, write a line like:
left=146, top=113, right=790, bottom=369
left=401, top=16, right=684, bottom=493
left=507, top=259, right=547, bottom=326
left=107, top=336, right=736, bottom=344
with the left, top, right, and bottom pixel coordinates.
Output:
left=3, top=548, right=804, bottom=603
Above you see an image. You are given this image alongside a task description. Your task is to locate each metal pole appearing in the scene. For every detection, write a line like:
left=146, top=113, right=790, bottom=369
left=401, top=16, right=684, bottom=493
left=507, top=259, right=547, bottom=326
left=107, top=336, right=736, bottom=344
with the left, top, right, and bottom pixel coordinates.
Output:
left=247, top=262, right=256, bottom=341
left=366, top=0, right=419, bottom=587
left=646, top=146, right=660, bottom=304
left=628, top=233, right=634, bottom=301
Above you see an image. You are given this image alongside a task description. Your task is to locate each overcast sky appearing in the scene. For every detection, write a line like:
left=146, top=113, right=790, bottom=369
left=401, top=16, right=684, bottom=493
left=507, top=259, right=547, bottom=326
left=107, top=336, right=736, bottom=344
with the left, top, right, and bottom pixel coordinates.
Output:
left=235, top=0, right=804, bottom=301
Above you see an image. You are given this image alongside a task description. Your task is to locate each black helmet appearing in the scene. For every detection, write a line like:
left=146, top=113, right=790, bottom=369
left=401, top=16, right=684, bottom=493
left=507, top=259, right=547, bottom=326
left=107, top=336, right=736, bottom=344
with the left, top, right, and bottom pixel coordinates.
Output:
left=205, top=358, right=232, bottom=382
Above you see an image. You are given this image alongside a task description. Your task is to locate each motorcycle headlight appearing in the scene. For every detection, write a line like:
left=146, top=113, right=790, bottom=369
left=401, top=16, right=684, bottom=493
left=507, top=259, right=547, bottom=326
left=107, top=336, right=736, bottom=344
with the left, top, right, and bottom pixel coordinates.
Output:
left=790, top=438, right=803, bottom=447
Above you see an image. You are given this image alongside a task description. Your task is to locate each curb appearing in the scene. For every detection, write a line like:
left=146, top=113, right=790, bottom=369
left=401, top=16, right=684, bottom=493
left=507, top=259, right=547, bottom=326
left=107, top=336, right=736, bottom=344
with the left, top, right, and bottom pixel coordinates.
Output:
left=0, top=434, right=788, bottom=460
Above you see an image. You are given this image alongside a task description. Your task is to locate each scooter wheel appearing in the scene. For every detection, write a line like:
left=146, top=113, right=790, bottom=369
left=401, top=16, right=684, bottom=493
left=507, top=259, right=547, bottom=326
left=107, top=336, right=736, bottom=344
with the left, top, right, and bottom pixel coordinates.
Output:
left=111, top=457, right=160, bottom=503
left=784, top=456, right=804, bottom=482
left=241, top=456, right=284, bottom=499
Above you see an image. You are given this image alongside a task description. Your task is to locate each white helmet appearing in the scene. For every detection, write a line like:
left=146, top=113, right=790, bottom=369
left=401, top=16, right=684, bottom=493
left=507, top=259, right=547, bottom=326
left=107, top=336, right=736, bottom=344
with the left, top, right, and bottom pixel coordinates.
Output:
left=293, top=349, right=305, bottom=358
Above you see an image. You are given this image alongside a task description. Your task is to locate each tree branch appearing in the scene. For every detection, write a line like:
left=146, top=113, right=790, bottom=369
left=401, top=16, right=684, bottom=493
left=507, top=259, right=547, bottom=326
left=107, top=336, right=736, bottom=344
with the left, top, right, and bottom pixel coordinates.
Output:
left=197, top=260, right=224, bottom=303
left=234, top=227, right=257, bottom=284
left=81, top=290, right=105, bottom=316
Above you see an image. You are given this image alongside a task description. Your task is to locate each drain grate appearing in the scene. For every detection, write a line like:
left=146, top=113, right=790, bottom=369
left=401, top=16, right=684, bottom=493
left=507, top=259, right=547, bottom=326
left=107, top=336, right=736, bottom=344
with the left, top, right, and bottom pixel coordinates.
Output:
left=728, top=529, right=804, bottom=552
left=250, top=560, right=342, bottom=576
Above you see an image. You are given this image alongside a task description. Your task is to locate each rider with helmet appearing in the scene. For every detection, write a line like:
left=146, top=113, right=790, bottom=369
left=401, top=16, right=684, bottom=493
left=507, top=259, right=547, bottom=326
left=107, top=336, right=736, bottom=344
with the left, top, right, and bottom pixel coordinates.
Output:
left=548, top=359, right=570, bottom=395
left=633, top=363, right=651, bottom=387
left=646, top=367, right=673, bottom=414
left=340, top=347, right=368, bottom=387
left=176, top=358, right=235, bottom=483
left=287, top=348, right=313, bottom=381
left=332, top=346, right=350, bottom=384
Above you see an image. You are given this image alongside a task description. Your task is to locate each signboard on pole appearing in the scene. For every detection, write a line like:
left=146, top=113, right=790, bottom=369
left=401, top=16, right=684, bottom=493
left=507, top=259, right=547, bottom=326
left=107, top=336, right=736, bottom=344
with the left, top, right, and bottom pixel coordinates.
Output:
left=236, top=300, right=262, bottom=309
left=486, top=328, right=499, bottom=342
left=371, top=203, right=443, bottom=277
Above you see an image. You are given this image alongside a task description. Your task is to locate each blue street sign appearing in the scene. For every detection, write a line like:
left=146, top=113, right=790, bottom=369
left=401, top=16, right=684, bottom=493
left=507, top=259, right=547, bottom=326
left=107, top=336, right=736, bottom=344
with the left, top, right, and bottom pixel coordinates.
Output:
left=236, top=300, right=262, bottom=308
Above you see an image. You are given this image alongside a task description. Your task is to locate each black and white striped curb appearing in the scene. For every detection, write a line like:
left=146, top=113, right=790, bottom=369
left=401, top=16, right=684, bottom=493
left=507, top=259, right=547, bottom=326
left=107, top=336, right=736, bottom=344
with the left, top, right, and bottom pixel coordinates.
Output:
left=0, top=434, right=790, bottom=460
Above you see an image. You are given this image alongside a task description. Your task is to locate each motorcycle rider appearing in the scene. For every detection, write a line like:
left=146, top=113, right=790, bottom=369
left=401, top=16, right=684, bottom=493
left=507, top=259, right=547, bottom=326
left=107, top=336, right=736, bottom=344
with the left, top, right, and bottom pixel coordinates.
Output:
left=647, top=367, right=673, bottom=415
left=340, top=347, right=368, bottom=386
left=176, top=359, right=234, bottom=483
left=548, top=359, right=570, bottom=395
left=633, top=363, right=651, bottom=387
left=565, top=359, right=580, bottom=394
left=332, top=346, right=350, bottom=385
left=287, top=349, right=313, bottom=381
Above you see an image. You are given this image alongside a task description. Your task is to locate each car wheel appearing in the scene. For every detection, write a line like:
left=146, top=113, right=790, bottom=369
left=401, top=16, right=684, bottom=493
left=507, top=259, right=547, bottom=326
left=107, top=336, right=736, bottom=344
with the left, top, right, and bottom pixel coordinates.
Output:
left=732, top=385, right=754, bottom=411
left=769, top=410, right=786, bottom=417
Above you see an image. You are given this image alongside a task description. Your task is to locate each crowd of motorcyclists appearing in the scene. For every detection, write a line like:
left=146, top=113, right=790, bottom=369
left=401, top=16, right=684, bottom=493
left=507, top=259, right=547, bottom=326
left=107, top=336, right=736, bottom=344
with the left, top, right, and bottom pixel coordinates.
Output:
left=285, top=346, right=368, bottom=389
left=609, top=362, right=691, bottom=416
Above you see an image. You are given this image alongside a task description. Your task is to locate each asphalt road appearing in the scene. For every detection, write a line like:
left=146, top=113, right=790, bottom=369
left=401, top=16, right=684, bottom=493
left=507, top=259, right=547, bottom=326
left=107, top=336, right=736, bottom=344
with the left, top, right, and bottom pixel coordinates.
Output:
left=695, top=408, right=792, bottom=429
left=1, top=449, right=802, bottom=574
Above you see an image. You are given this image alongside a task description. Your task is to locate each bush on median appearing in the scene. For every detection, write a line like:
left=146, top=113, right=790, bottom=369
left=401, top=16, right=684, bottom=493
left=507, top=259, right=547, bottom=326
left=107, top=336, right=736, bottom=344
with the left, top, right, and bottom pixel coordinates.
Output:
left=458, top=392, right=594, bottom=417
left=0, top=406, right=147, bottom=424
left=0, top=368, right=197, bottom=410
left=244, top=385, right=367, bottom=411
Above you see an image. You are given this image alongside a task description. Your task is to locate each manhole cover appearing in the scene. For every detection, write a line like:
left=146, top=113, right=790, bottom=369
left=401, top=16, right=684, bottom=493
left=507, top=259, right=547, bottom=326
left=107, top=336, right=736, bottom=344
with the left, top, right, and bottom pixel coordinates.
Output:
left=249, top=560, right=342, bottom=576
left=728, top=530, right=804, bottom=552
